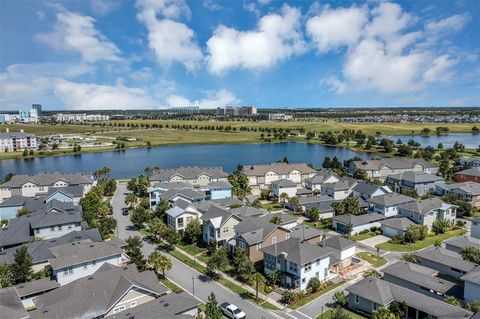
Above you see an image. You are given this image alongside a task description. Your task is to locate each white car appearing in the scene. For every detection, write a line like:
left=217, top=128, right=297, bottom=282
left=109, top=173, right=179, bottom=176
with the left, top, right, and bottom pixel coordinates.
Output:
left=221, top=302, right=246, bottom=319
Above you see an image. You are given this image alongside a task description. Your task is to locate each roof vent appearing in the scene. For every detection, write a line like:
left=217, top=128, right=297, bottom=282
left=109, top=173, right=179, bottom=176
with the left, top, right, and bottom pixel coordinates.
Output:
left=164, top=303, right=169, bottom=307
left=42, top=308, right=48, bottom=313
left=88, top=275, right=94, bottom=280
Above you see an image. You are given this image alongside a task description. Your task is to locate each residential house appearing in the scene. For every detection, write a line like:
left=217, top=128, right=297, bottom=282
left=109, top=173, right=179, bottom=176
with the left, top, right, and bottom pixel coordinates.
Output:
left=0, top=228, right=103, bottom=272
left=415, top=247, right=478, bottom=279
left=322, top=177, right=358, bottom=200
left=29, top=263, right=168, bottom=319
left=239, top=162, right=317, bottom=192
left=397, top=198, right=457, bottom=229
left=380, top=217, right=416, bottom=238
left=349, top=158, right=439, bottom=181
left=436, top=182, right=480, bottom=207
left=352, top=181, right=392, bottom=200
left=202, top=180, right=233, bottom=200
left=234, top=217, right=290, bottom=263
left=191, top=197, right=243, bottom=213
left=0, top=287, right=29, bottom=319
left=43, top=185, right=85, bottom=205
left=346, top=276, right=472, bottom=318
left=289, top=224, right=324, bottom=244
left=321, top=236, right=356, bottom=271
left=304, top=171, right=340, bottom=191
left=459, top=156, right=480, bottom=168
left=299, top=196, right=337, bottom=219
left=270, top=179, right=297, bottom=198
left=332, top=212, right=386, bottom=235
left=261, top=238, right=332, bottom=291
left=382, top=261, right=462, bottom=300
left=48, top=239, right=129, bottom=285
left=386, top=171, right=444, bottom=195
left=229, top=206, right=267, bottom=218
left=14, top=278, right=60, bottom=308
left=148, top=182, right=191, bottom=208
left=0, top=172, right=94, bottom=202
left=368, top=193, right=415, bottom=217
left=201, top=205, right=242, bottom=246
left=150, top=166, right=228, bottom=186
left=472, top=217, right=480, bottom=239
left=443, top=235, right=480, bottom=253
left=461, top=265, right=480, bottom=302
left=166, top=200, right=203, bottom=234
left=261, top=213, right=298, bottom=229
left=0, top=129, right=37, bottom=153
left=0, top=200, right=83, bottom=249
left=105, top=292, right=200, bottom=319
left=456, top=167, right=480, bottom=183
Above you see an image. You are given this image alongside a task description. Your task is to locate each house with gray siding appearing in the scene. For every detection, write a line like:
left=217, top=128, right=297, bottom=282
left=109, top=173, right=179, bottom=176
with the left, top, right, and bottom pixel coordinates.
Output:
left=436, top=182, right=480, bottom=207
left=461, top=265, right=480, bottom=302
left=150, top=166, right=228, bottom=186
left=415, top=246, right=478, bottom=279
left=380, top=217, right=416, bottom=238
left=349, top=158, right=439, bottom=181
left=386, top=171, right=444, bottom=195
left=352, top=181, right=392, bottom=200
left=332, top=212, right=386, bottom=235
left=304, top=171, right=340, bottom=191
left=346, top=276, right=472, bottom=318
left=397, top=198, right=457, bottom=229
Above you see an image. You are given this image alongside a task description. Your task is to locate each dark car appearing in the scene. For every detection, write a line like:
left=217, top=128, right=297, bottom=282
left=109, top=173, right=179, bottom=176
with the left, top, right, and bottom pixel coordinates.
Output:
left=122, top=207, right=129, bottom=216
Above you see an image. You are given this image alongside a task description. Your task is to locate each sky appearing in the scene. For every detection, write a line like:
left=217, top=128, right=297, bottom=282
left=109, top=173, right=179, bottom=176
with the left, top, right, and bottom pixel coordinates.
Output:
left=0, top=0, right=479, bottom=110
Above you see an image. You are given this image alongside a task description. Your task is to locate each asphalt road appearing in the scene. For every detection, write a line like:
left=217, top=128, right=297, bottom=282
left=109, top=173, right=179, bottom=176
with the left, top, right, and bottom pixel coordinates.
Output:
left=112, top=182, right=282, bottom=319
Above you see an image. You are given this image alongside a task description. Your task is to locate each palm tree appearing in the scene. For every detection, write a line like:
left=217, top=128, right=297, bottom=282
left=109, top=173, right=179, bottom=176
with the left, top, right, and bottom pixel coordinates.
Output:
left=372, top=307, right=397, bottom=319
left=125, top=193, right=137, bottom=208
left=148, top=251, right=172, bottom=277
left=279, top=193, right=288, bottom=207
left=253, top=272, right=265, bottom=300
left=289, top=196, right=300, bottom=213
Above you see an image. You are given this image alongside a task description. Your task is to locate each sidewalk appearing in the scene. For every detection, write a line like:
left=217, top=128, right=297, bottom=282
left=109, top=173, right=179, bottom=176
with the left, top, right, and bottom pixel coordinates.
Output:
left=174, top=245, right=286, bottom=310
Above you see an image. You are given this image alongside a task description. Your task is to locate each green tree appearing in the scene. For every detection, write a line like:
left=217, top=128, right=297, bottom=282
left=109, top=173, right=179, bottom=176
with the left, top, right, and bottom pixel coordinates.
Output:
left=12, top=246, right=33, bottom=283
left=154, top=199, right=170, bottom=219
left=205, top=292, right=223, bottom=319
left=16, top=207, right=32, bottom=217
left=80, top=190, right=102, bottom=226
left=467, top=301, right=480, bottom=312
left=460, top=246, right=480, bottom=264
left=331, top=306, right=351, bottom=319
left=233, top=248, right=254, bottom=282
left=345, top=223, right=353, bottom=237
left=184, top=219, right=202, bottom=244
left=99, top=217, right=117, bottom=239
left=228, top=173, right=251, bottom=199
left=252, top=198, right=262, bottom=209
left=389, top=301, right=407, bottom=318
left=253, top=272, right=265, bottom=300
left=333, top=291, right=347, bottom=306
left=309, top=208, right=319, bottom=221
left=432, top=218, right=451, bottom=235
left=401, top=253, right=419, bottom=263
left=270, top=215, right=283, bottom=225
left=289, top=196, right=300, bottom=213
left=363, top=269, right=381, bottom=278
left=162, top=228, right=181, bottom=251
left=279, top=192, right=288, bottom=207
left=307, top=277, right=321, bottom=292
left=353, top=169, right=368, bottom=180
left=148, top=217, right=166, bottom=242
left=125, top=236, right=146, bottom=271
left=148, top=251, right=172, bottom=277
left=260, top=188, right=270, bottom=200
left=444, top=295, right=461, bottom=307
left=127, top=177, right=138, bottom=193
left=0, top=263, right=14, bottom=287
left=136, top=175, right=150, bottom=197
left=130, top=206, right=152, bottom=228
left=206, top=246, right=229, bottom=279
left=372, top=307, right=396, bottom=319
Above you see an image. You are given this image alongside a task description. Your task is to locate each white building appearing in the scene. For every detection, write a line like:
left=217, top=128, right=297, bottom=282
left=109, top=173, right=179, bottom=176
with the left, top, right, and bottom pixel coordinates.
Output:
left=53, top=113, right=110, bottom=122
left=19, top=107, right=39, bottom=123
left=0, top=129, right=37, bottom=152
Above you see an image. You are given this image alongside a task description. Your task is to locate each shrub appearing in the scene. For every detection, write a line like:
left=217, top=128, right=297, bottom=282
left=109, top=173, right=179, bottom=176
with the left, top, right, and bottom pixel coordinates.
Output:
left=307, top=277, right=321, bottom=292
left=359, top=229, right=369, bottom=234
left=370, top=226, right=378, bottom=232
left=375, top=230, right=382, bottom=235
left=264, top=285, right=273, bottom=294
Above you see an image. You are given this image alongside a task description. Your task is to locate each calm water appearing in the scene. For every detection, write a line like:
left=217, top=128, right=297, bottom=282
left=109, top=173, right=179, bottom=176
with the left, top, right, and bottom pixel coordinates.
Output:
left=388, top=133, right=480, bottom=148
left=0, top=142, right=369, bottom=179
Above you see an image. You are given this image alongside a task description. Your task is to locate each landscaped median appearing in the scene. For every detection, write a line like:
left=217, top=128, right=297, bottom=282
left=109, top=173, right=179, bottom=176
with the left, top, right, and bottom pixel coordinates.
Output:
left=376, top=229, right=466, bottom=252
left=287, top=280, right=346, bottom=310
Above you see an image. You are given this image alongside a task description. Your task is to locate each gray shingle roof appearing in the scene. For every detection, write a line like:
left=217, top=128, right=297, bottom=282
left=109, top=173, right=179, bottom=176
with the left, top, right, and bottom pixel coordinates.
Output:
left=0, top=131, right=35, bottom=139
left=382, top=261, right=459, bottom=294
left=380, top=217, right=416, bottom=231
left=30, top=264, right=168, bottom=319
left=240, top=162, right=317, bottom=177
left=0, top=196, right=28, bottom=208
left=48, top=240, right=123, bottom=270
left=440, top=182, right=480, bottom=196
left=0, top=287, right=29, bottom=319
left=333, top=212, right=386, bottom=226
left=353, top=181, right=389, bottom=196
left=207, top=180, right=232, bottom=189
left=398, top=197, right=450, bottom=215
left=323, top=177, right=358, bottom=191
left=260, top=238, right=331, bottom=265
left=444, top=236, right=480, bottom=251
left=388, top=171, right=444, bottom=184
left=150, top=166, right=228, bottom=182
left=45, top=185, right=85, bottom=198
left=271, top=179, right=297, bottom=187
left=368, top=193, right=415, bottom=207
left=289, top=224, right=323, bottom=241
left=230, top=206, right=266, bottom=218
left=461, top=265, right=480, bottom=285
left=322, top=236, right=355, bottom=251
left=14, top=278, right=59, bottom=298
left=201, top=205, right=240, bottom=228
left=0, top=172, right=93, bottom=188
left=415, top=247, right=477, bottom=273
left=352, top=158, right=438, bottom=171
left=456, top=167, right=480, bottom=178
left=235, top=218, right=279, bottom=245
left=104, top=292, right=200, bottom=319
left=305, top=171, right=340, bottom=185
left=347, top=277, right=473, bottom=318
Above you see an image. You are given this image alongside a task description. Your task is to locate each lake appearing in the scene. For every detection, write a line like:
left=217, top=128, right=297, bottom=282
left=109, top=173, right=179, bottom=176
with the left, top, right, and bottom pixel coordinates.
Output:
left=388, top=133, right=479, bottom=148
left=0, top=142, right=369, bottom=179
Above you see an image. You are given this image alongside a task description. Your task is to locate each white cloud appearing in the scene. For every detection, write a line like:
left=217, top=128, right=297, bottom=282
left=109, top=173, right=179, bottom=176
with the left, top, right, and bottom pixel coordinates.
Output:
left=422, top=54, right=457, bottom=83
left=53, top=79, right=158, bottom=109
left=206, top=4, right=306, bottom=74
left=166, top=89, right=240, bottom=108
left=365, top=2, right=413, bottom=40
left=203, top=0, right=222, bottom=11
left=426, top=13, right=470, bottom=34
left=90, top=0, right=120, bottom=16
left=306, top=6, right=368, bottom=53
left=35, top=11, right=121, bottom=63
left=136, top=0, right=202, bottom=70
left=321, top=76, right=347, bottom=94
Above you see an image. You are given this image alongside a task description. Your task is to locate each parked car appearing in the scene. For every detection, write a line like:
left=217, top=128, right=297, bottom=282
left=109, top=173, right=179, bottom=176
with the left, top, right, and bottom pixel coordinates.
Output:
left=221, top=302, right=246, bottom=319
left=122, top=207, right=129, bottom=216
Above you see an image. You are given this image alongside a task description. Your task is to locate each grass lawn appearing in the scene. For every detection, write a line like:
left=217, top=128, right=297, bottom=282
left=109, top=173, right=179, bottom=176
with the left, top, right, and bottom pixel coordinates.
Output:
left=318, top=307, right=368, bottom=319
left=217, top=278, right=281, bottom=311
left=177, top=242, right=207, bottom=256
left=262, top=202, right=284, bottom=211
left=169, top=250, right=207, bottom=274
left=349, top=232, right=376, bottom=241
left=288, top=280, right=346, bottom=309
left=376, top=229, right=466, bottom=252
left=159, top=277, right=183, bottom=293
left=356, top=252, right=387, bottom=268
left=303, top=219, right=332, bottom=230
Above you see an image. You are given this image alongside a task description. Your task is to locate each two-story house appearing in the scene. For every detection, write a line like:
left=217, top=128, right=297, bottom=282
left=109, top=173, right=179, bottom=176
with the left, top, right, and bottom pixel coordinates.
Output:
left=368, top=192, right=415, bottom=217
left=436, top=182, right=480, bottom=207
left=455, top=167, right=480, bottom=183
left=201, top=205, right=242, bottom=246
left=397, top=198, right=457, bottom=229
left=270, top=179, right=297, bottom=198
left=261, top=238, right=332, bottom=291
left=166, top=199, right=203, bottom=234
left=415, top=246, right=478, bottom=279
left=349, top=158, right=439, bottom=181
left=150, top=166, right=228, bottom=186
left=352, top=181, right=392, bottom=200
left=321, top=177, right=358, bottom=200
left=304, top=171, right=340, bottom=192
left=48, top=240, right=129, bottom=285
left=386, top=171, right=444, bottom=195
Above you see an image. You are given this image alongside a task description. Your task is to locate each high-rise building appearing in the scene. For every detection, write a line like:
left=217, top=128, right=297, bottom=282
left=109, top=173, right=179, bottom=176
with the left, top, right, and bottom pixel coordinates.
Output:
left=18, top=107, right=39, bottom=123
left=32, top=104, right=42, bottom=117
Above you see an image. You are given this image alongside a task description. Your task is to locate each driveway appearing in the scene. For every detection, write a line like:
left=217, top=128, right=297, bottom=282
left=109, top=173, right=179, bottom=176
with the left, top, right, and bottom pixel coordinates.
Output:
left=358, top=235, right=390, bottom=248
left=112, top=182, right=282, bottom=319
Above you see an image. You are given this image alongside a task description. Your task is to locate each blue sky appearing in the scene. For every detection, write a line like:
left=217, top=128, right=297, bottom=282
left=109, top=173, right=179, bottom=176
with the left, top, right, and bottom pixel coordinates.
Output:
left=0, top=0, right=479, bottom=110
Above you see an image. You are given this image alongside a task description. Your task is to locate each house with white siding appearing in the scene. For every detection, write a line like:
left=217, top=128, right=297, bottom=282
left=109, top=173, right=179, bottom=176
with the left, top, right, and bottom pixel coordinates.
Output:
left=321, top=177, right=358, bottom=200
left=349, top=158, right=439, bottom=181
left=386, top=171, right=444, bottom=195
left=397, top=198, right=457, bottom=230
left=201, top=205, right=242, bottom=246
left=368, top=192, right=415, bottom=217
left=166, top=199, right=203, bottom=234
left=304, top=171, right=340, bottom=191
left=271, top=179, right=297, bottom=198
left=150, top=166, right=228, bottom=186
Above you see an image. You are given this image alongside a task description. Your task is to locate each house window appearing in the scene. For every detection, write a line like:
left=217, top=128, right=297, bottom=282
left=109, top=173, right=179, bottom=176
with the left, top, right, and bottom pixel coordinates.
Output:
left=64, top=267, right=74, bottom=276
left=113, top=305, right=125, bottom=314
left=35, top=229, right=40, bottom=234
left=58, top=226, right=62, bottom=231
left=50, top=226, right=55, bottom=232
left=130, top=301, right=137, bottom=308
left=302, top=278, right=306, bottom=284
left=223, top=227, right=229, bottom=233
left=316, top=259, right=320, bottom=266
left=373, top=303, right=378, bottom=311
left=324, top=268, right=328, bottom=278
left=355, top=295, right=359, bottom=304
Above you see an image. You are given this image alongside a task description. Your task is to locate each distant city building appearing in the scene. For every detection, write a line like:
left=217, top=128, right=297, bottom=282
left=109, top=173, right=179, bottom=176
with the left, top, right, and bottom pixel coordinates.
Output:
left=53, top=113, right=110, bottom=122
left=0, top=114, right=19, bottom=123
left=268, top=113, right=293, bottom=121
left=166, top=106, right=200, bottom=115
left=0, top=128, right=37, bottom=152
left=32, top=104, right=42, bottom=117
left=216, top=106, right=257, bottom=116
left=18, top=106, right=39, bottom=123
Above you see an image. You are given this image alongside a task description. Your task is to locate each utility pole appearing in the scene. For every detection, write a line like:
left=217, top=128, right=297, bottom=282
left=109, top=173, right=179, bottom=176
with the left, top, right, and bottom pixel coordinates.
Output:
left=192, top=276, right=195, bottom=297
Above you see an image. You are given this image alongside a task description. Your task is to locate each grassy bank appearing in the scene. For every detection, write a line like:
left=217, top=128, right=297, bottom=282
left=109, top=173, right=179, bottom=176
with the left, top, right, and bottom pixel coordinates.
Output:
left=376, top=229, right=466, bottom=252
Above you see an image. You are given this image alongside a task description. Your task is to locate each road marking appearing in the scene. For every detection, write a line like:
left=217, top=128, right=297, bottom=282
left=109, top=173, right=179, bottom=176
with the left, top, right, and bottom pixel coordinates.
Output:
left=284, top=313, right=298, bottom=319
left=296, top=310, right=313, bottom=319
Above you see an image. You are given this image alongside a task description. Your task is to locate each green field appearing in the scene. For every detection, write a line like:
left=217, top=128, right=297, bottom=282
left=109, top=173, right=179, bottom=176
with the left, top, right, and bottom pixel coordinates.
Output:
left=356, top=252, right=387, bottom=268
left=376, top=229, right=466, bottom=252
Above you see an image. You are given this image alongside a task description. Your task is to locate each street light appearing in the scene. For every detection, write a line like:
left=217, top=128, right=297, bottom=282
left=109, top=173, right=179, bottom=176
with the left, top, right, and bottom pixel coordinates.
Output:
left=192, top=275, right=195, bottom=297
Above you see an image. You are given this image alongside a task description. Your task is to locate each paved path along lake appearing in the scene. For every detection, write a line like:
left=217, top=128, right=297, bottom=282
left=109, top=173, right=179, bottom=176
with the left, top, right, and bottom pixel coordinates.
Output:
left=0, top=142, right=369, bottom=178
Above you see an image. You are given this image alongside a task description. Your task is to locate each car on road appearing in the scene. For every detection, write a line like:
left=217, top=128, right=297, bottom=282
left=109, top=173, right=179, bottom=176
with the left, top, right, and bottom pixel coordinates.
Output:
left=221, top=302, right=246, bottom=319
left=122, top=207, right=129, bottom=216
